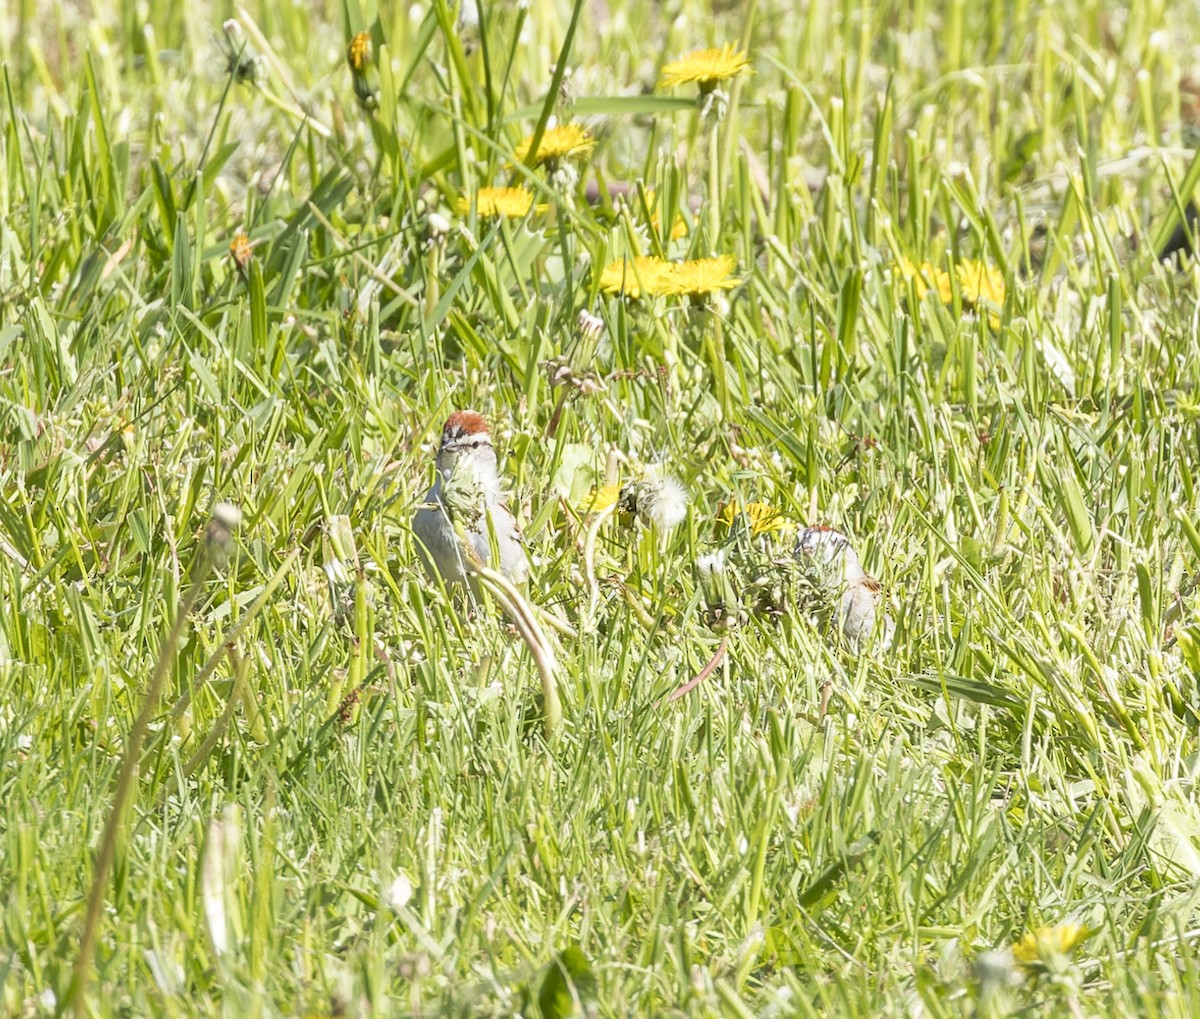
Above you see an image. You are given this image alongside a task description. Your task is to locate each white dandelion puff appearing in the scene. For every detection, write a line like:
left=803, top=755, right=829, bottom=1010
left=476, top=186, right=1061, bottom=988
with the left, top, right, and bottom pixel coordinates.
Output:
left=618, top=473, right=687, bottom=532
left=793, top=525, right=863, bottom=582
left=695, top=549, right=727, bottom=575
left=385, top=872, right=414, bottom=910
left=641, top=473, right=688, bottom=531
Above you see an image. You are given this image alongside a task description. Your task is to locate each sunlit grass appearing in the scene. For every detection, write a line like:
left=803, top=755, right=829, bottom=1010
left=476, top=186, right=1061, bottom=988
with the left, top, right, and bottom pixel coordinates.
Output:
left=3, top=0, right=1200, bottom=1015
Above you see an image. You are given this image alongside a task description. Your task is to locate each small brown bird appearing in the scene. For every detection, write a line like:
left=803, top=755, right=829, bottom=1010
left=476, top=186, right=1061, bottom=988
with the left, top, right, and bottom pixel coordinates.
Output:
left=411, top=411, right=529, bottom=593
left=793, top=526, right=893, bottom=648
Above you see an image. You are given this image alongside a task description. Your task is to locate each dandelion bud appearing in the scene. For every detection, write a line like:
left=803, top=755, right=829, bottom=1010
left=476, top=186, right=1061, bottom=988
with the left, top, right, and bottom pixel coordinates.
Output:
left=201, top=807, right=242, bottom=957
left=576, top=309, right=604, bottom=341
left=696, top=550, right=738, bottom=632
left=549, top=162, right=580, bottom=196
left=544, top=358, right=574, bottom=388
left=205, top=503, right=242, bottom=569
left=347, top=31, right=371, bottom=75
left=557, top=65, right=577, bottom=108
left=323, top=515, right=359, bottom=625
left=229, top=232, right=252, bottom=275
left=700, top=88, right=730, bottom=122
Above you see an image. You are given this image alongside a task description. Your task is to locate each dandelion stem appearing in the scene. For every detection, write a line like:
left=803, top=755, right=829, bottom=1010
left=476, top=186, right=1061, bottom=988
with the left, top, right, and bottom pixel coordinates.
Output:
left=583, top=502, right=618, bottom=631
left=708, top=118, right=721, bottom=245
left=162, top=547, right=303, bottom=729
left=473, top=566, right=562, bottom=741
left=667, top=635, right=729, bottom=703
left=69, top=508, right=238, bottom=1014
left=522, top=0, right=585, bottom=168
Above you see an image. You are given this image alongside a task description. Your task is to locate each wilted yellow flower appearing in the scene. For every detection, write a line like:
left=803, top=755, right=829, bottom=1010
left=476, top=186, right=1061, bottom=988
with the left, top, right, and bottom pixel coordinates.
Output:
left=513, top=124, right=593, bottom=166
left=229, top=233, right=253, bottom=273
left=957, top=258, right=1006, bottom=308
left=897, top=258, right=953, bottom=303
left=347, top=31, right=371, bottom=74
left=1012, top=923, right=1089, bottom=969
left=598, top=256, right=671, bottom=298
left=718, top=501, right=788, bottom=536
left=456, top=186, right=538, bottom=218
left=659, top=44, right=751, bottom=92
left=660, top=255, right=739, bottom=297
left=583, top=484, right=622, bottom=513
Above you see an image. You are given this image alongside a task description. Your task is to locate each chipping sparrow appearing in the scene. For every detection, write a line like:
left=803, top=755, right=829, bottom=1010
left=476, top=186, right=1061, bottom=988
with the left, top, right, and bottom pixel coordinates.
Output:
left=793, top=526, right=893, bottom=648
left=412, top=411, right=530, bottom=592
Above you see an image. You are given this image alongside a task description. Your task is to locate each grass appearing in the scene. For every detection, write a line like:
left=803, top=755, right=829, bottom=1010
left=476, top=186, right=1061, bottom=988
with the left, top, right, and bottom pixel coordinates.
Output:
left=3, top=0, right=1200, bottom=1014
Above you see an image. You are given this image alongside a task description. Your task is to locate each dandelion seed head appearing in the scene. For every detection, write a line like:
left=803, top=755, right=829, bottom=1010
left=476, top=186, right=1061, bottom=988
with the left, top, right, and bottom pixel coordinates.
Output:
left=794, top=526, right=863, bottom=582
left=385, top=873, right=414, bottom=910
left=643, top=474, right=688, bottom=530
left=205, top=503, right=242, bottom=568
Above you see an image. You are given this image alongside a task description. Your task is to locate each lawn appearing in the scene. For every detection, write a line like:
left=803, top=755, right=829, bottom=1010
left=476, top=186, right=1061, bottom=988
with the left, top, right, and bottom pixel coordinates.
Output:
left=3, top=0, right=1200, bottom=1015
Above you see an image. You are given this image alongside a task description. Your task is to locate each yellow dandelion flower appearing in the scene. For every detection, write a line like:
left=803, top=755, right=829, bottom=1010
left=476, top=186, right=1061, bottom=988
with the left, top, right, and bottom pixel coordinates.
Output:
left=598, top=256, right=671, bottom=298
left=718, top=501, right=788, bottom=536
left=1012, top=923, right=1089, bottom=969
left=456, top=186, right=538, bottom=218
left=659, top=44, right=752, bottom=92
left=583, top=484, right=622, bottom=513
left=897, top=258, right=953, bottom=304
left=957, top=258, right=1006, bottom=307
left=649, top=208, right=690, bottom=240
left=660, top=255, right=739, bottom=297
left=513, top=124, right=593, bottom=166
left=347, top=31, right=371, bottom=74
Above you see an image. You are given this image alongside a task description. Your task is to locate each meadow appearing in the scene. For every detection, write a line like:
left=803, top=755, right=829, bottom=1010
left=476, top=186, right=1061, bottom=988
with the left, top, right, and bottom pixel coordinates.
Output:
left=3, top=0, right=1200, bottom=1014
